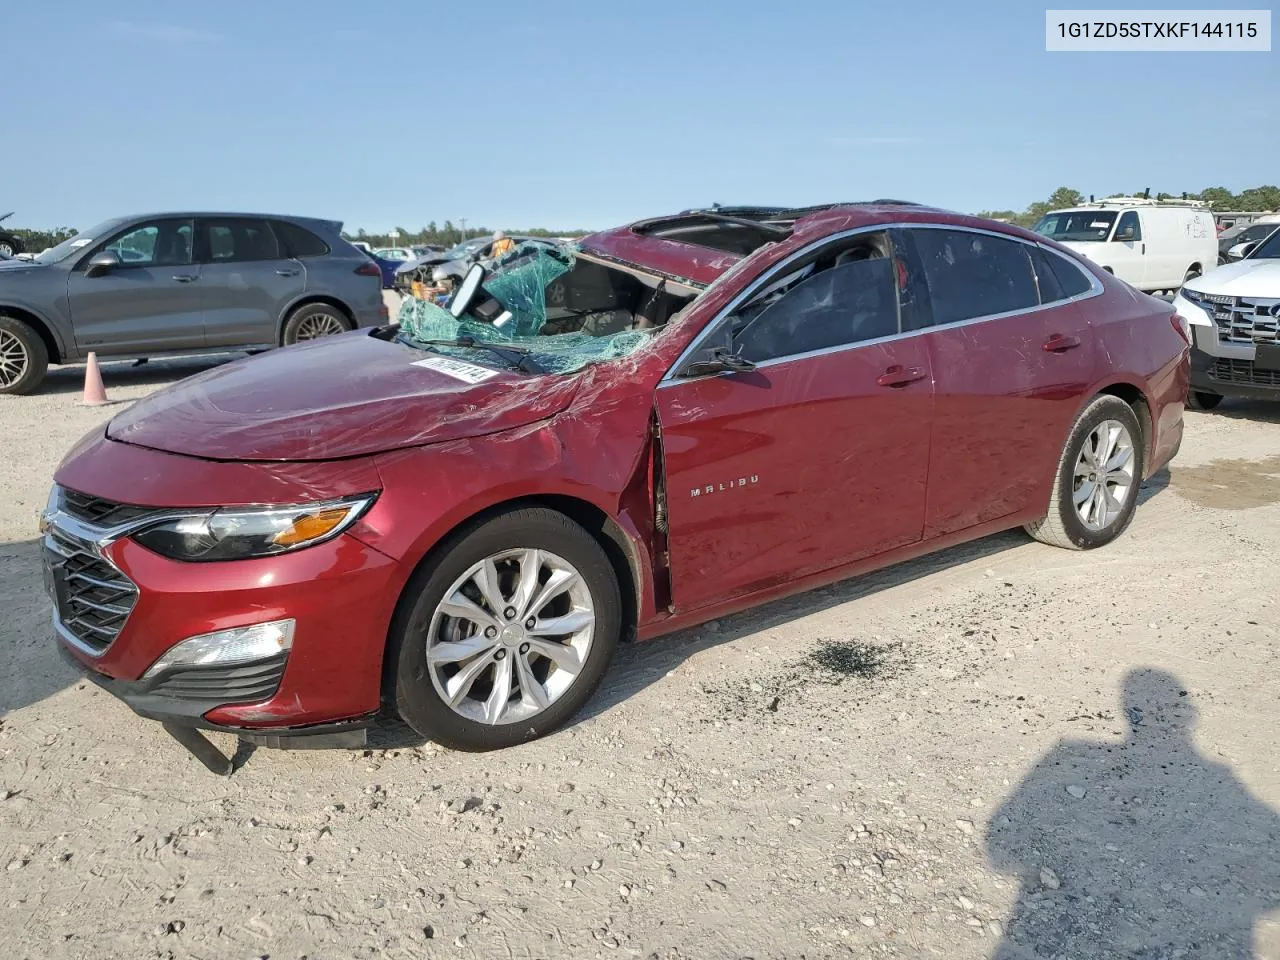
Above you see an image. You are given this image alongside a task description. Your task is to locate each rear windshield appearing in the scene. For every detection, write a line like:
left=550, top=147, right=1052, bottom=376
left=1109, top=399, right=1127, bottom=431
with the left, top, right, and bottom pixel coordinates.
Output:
left=1033, top=211, right=1116, bottom=243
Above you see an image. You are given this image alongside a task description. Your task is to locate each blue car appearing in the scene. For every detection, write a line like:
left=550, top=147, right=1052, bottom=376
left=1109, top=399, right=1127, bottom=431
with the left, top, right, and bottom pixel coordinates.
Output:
left=362, top=250, right=400, bottom=289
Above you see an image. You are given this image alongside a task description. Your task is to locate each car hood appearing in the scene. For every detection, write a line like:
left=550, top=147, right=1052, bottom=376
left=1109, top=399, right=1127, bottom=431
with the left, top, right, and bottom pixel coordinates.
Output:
left=0, top=258, right=43, bottom=275
left=1188, top=258, right=1280, bottom=296
left=106, top=332, right=583, bottom=461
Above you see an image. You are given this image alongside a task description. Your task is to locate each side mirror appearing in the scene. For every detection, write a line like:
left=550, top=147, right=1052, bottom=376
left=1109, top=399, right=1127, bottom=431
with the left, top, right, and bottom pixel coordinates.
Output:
left=449, top=263, right=487, bottom=318
left=683, top=347, right=757, bottom=377
left=85, top=250, right=121, bottom=277
left=1115, top=229, right=1135, bottom=242
left=1228, top=241, right=1257, bottom=260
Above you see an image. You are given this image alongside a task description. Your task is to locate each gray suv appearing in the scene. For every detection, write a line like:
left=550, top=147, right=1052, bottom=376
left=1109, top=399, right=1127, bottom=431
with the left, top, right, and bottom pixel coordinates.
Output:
left=0, top=213, right=386, bottom=394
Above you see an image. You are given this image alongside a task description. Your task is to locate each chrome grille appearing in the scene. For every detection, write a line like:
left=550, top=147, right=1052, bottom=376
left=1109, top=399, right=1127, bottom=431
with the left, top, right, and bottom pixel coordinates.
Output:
left=61, top=488, right=160, bottom=528
left=45, top=525, right=138, bottom=654
left=1210, top=358, right=1280, bottom=388
left=1212, top=296, right=1280, bottom=345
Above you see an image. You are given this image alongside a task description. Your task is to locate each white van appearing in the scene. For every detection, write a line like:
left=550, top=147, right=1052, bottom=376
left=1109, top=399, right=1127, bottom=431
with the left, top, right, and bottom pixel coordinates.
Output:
left=1032, top=198, right=1218, bottom=292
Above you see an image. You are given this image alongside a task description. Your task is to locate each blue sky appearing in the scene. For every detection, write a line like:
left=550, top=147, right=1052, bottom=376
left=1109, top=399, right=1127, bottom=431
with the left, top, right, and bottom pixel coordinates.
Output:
left=4, top=0, right=1276, bottom=232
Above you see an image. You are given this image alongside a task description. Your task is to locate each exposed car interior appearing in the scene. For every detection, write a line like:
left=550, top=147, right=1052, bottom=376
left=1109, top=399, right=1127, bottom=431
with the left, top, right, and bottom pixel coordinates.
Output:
left=538, top=259, right=695, bottom=337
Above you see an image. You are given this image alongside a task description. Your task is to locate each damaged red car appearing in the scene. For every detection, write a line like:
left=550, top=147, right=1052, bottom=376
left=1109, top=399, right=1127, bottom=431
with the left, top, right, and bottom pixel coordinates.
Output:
left=43, top=202, right=1189, bottom=771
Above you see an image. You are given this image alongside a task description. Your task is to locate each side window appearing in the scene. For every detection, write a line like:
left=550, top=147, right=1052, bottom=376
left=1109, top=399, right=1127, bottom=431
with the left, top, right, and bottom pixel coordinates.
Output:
left=729, top=232, right=901, bottom=363
left=198, top=218, right=281, bottom=263
left=1115, top=211, right=1142, bottom=242
left=103, top=219, right=193, bottom=267
left=273, top=220, right=329, bottom=258
left=1028, top=247, right=1066, bottom=304
left=1045, top=251, right=1095, bottom=298
left=911, top=229, right=1039, bottom=325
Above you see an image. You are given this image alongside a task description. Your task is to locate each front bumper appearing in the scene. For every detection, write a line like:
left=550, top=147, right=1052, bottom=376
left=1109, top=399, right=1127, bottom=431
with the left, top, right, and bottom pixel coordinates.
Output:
left=1190, top=343, right=1280, bottom=401
left=45, top=510, right=401, bottom=734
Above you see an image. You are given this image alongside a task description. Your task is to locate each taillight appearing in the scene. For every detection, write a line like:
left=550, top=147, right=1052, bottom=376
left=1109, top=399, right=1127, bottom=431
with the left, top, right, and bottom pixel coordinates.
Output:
left=355, top=261, right=380, bottom=278
left=1171, top=313, right=1192, bottom=347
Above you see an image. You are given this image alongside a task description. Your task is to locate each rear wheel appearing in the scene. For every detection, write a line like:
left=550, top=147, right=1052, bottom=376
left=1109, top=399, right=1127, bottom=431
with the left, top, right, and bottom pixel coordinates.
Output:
left=390, top=508, right=621, bottom=751
left=1187, top=391, right=1222, bottom=411
left=1026, top=395, right=1144, bottom=550
left=0, top=315, right=48, bottom=395
left=281, top=303, right=351, bottom=345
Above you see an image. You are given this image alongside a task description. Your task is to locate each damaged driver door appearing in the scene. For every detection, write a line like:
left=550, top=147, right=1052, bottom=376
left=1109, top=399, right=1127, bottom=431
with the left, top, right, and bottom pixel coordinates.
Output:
left=655, top=230, right=934, bottom=613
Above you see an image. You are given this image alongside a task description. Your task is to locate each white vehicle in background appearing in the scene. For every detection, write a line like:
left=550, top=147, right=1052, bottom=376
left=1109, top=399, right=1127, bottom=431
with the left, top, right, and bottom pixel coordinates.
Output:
left=373, top=246, right=414, bottom=261
left=1033, top=198, right=1217, bottom=293
left=1174, top=226, right=1280, bottom=410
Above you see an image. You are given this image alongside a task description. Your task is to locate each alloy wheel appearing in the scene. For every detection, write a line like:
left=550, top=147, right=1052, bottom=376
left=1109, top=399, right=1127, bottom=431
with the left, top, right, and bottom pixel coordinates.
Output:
left=0, top=242, right=13, bottom=257
left=294, top=314, right=346, bottom=340
left=426, top=548, right=595, bottom=725
left=0, top=330, right=28, bottom=387
left=1072, top=419, right=1135, bottom=530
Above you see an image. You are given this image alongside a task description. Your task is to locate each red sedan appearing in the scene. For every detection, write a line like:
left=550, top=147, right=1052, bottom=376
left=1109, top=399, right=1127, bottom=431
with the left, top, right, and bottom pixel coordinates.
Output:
left=42, top=202, right=1189, bottom=771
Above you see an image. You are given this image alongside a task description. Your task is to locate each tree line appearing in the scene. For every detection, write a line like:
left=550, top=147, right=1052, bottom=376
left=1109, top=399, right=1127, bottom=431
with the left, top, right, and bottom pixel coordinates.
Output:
left=7, top=185, right=1278, bottom=254
left=345, top=222, right=589, bottom=249
left=980, top=184, right=1280, bottom=228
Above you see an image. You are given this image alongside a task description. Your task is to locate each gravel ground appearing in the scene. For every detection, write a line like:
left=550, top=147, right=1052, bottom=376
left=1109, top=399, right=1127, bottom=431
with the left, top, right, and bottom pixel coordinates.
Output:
left=2, top=357, right=1278, bottom=960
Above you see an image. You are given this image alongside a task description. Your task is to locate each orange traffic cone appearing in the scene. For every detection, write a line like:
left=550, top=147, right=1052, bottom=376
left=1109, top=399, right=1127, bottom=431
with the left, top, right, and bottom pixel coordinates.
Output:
left=82, top=352, right=109, bottom=406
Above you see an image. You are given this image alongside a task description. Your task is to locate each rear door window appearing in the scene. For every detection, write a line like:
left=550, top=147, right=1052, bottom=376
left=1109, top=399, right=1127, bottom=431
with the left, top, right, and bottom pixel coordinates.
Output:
left=197, top=218, right=281, bottom=263
left=1028, top=247, right=1066, bottom=303
left=910, top=229, right=1039, bottom=325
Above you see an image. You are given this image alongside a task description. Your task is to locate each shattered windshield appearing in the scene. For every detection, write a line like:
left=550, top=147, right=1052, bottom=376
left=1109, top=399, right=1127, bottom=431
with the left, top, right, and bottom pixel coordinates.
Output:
left=397, top=242, right=663, bottom=375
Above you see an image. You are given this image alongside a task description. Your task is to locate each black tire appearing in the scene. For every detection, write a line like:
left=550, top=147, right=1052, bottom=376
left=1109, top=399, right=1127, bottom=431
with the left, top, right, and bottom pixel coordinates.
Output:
left=390, top=507, right=621, bottom=751
left=0, top=315, right=49, bottom=395
left=281, top=303, right=351, bottom=345
left=1218, top=254, right=1228, bottom=266
left=0, top=234, right=21, bottom=257
left=1025, top=395, right=1145, bottom=551
left=1183, top=267, right=1201, bottom=284
left=1187, top=391, right=1222, bottom=411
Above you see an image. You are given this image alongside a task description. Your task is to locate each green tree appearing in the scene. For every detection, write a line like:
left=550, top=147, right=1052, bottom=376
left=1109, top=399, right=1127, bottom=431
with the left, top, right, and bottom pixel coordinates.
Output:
left=1196, top=187, right=1236, bottom=209
left=1236, top=185, right=1280, bottom=212
left=1047, top=187, right=1085, bottom=209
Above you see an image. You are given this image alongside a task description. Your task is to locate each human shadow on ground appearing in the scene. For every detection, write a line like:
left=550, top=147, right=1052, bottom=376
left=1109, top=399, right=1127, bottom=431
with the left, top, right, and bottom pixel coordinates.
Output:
left=985, top=668, right=1280, bottom=959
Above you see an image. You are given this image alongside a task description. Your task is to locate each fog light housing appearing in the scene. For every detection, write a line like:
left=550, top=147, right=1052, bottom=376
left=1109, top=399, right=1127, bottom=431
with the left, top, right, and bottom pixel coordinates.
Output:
left=143, top=619, right=295, bottom=679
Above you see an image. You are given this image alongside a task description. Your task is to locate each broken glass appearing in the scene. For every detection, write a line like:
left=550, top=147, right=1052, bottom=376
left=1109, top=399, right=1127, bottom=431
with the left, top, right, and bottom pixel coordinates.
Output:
left=397, top=241, right=661, bottom=375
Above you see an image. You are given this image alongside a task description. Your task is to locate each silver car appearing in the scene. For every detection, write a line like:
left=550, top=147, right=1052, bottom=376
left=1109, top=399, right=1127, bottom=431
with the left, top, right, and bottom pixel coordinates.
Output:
left=0, top=213, right=386, bottom=394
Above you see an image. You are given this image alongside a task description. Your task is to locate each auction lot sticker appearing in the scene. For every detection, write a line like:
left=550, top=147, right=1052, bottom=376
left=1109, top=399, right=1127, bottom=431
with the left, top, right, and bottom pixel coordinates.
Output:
left=1046, top=9, right=1271, bottom=50
left=412, top=356, right=501, bottom=384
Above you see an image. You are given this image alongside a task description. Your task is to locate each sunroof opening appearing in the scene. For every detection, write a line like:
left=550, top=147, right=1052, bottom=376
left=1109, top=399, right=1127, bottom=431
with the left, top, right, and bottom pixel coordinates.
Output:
left=631, top=201, right=923, bottom=256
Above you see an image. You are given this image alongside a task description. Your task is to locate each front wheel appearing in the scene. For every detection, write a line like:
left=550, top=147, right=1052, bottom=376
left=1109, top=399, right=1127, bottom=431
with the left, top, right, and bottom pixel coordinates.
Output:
left=281, top=303, right=351, bottom=345
left=1025, top=395, right=1144, bottom=550
left=1183, top=267, right=1201, bottom=284
left=1187, top=391, right=1222, bottom=411
left=390, top=508, right=621, bottom=751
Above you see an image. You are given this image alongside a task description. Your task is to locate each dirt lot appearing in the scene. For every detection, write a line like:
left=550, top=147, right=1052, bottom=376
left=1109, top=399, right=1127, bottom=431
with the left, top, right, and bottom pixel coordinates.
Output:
left=2, top=357, right=1278, bottom=960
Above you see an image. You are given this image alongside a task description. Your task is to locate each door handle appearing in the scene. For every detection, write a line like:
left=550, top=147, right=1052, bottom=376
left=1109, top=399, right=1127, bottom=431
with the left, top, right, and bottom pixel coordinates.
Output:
left=876, top=365, right=928, bottom=388
left=1042, top=334, right=1081, bottom=353
left=172, top=274, right=198, bottom=283
left=275, top=269, right=300, bottom=277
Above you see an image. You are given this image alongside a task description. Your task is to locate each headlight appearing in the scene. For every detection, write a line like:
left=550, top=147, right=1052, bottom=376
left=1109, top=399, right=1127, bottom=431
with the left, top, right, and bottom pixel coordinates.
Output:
left=143, top=619, right=295, bottom=678
left=132, top=495, right=375, bottom=562
left=1178, top=286, right=1204, bottom=306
